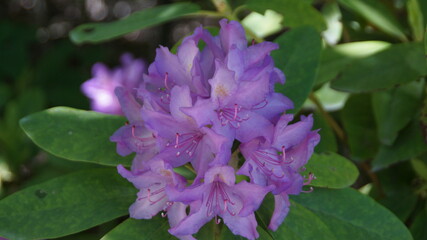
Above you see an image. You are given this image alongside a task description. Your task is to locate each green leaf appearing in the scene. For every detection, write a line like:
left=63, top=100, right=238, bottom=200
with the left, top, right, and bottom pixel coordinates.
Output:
left=220, top=224, right=273, bottom=240
left=0, top=82, right=11, bottom=109
left=315, top=41, right=391, bottom=86
left=171, top=26, right=219, bottom=54
left=337, top=0, right=407, bottom=41
left=407, top=0, right=425, bottom=41
left=19, top=107, right=132, bottom=167
left=369, top=162, right=418, bottom=221
left=291, top=188, right=413, bottom=240
left=410, top=209, right=427, bottom=240
left=321, top=2, right=343, bottom=45
left=102, top=217, right=273, bottom=240
left=272, top=26, right=322, bottom=113
left=257, top=188, right=412, bottom=240
left=246, top=0, right=327, bottom=31
left=312, top=111, right=338, bottom=153
left=70, top=3, right=201, bottom=44
left=341, top=94, right=379, bottom=160
left=302, top=152, right=359, bottom=189
left=411, top=158, right=427, bottom=181
left=101, top=217, right=175, bottom=240
left=0, top=168, right=136, bottom=240
left=372, top=81, right=424, bottom=146
left=242, top=10, right=284, bottom=39
left=372, top=117, right=427, bottom=171
left=306, top=83, right=350, bottom=111
left=257, top=194, right=336, bottom=240
left=331, top=42, right=426, bottom=93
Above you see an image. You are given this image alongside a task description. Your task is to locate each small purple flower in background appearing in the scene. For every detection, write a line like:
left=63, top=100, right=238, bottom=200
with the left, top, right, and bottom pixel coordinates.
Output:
left=109, top=19, right=320, bottom=239
left=81, top=53, right=146, bottom=115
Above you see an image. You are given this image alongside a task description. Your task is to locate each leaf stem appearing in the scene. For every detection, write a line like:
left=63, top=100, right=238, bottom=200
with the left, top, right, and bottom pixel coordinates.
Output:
left=188, top=10, right=226, bottom=18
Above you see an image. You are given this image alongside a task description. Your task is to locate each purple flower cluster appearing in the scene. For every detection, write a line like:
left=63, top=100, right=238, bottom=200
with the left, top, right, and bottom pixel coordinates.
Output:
left=110, top=19, right=320, bottom=240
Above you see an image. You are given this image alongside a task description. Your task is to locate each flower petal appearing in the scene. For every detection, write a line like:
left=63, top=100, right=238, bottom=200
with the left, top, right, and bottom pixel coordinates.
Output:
left=269, top=193, right=290, bottom=231
left=222, top=213, right=259, bottom=240
left=219, top=19, right=247, bottom=52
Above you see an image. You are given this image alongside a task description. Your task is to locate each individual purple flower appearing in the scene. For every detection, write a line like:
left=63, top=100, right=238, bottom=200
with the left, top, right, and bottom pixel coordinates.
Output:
left=180, top=21, right=292, bottom=143
left=118, top=161, right=195, bottom=240
left=238, top=114, right=320, bottom=230
left=141, top=85, right=231, bottom=181
left=82, top=53, right=146, bottom=115
left=110, top=87, right=158, bottom=172
left=166, top=166, right=272, bottom=240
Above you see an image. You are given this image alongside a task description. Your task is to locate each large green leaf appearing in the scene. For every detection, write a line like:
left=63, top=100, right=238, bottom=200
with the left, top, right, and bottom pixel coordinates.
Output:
left=70, top=3, right=200, bottom=44
left=19, top=107, right=132, bottom=167
left=291, top=188, right=412, bottom=240
left=315, top=41, right=391, bottom=86
left=102, top=216, right=273, bottom=240
left=370, top=162, right=418, bottom=222
left=372, top=81, right=424, bottom=146
left=407, top=0, right=424, bottom=41
left=337, top=0, right=407, bottom=41
left=341, top=94, right=379, bottom=160
left=410, top=209, right=427, bottom=240
left=0, top=168, right=136, bottom=240
left=101, top=217, right=175, bottom=240
left=246, top=0, right=326, bottom=31
left=330, top=42, right=426, bottom=92
left=411, top=158, right=427, bottom=181
left=372, top=117, right=427, bottom=171
left=220, top=224, right=274, bottom=240
left=302, top=152, right=359, bottom=189
left=257, top=188, right=412, bottom=240
left=272, top=26, right=322, bottom=113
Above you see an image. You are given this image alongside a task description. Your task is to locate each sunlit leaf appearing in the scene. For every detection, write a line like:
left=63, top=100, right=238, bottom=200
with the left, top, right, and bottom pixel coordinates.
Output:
left=315, top=41, right=391, bottom=86
left=321, top=2, right=343, bottom=45
left=246, top=0, right=327, bottom=31
left=70, top=3, right=200, bottom=44
left=407, top=0, right=424, bottom=41
left=337, top=0, right=407, bottom=41
left=242, top=10, right=283, bottom=38
left=331, top=42, right=426, bottom=93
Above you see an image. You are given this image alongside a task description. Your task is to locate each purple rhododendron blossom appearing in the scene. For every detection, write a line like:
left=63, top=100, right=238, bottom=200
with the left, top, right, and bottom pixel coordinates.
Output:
left=81, top=53, right=146, bottom=115
left=109, top=19, right=320, bottom=239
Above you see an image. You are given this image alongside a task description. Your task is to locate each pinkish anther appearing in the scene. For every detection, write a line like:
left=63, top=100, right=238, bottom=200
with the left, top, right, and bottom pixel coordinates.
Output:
left=303, top=172, right=316, bottom=186
left=172, top=132, right=203, bottom=157
left=206, top=177, right=236, bottom=217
